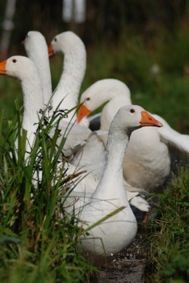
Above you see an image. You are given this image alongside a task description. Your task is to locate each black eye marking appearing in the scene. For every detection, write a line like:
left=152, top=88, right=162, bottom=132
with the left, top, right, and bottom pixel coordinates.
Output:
left=54, top=37, right=57, bottom=42
left=86, top=97, right=90, bottom=101
left=130, top=108, right=135, bottom=113
left=12, top=59, right=17, bottom=63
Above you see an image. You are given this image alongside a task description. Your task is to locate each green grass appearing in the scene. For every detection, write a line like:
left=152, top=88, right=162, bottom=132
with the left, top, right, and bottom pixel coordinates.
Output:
left=0, top=104, right=96, bottom=283
left=145, top=166, right=189, bottom=283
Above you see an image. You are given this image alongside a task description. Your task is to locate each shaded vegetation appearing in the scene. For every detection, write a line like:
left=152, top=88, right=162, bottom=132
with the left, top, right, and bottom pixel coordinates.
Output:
left=145, top=166, right=189, bottom=283
left=0, top=105, right=96, bottom=283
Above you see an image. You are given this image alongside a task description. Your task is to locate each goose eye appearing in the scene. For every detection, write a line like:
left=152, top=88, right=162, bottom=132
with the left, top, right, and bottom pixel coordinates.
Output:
left=85, top=97, right=90, bottom=101
left=12, top=59, right=17, bottom=63
left=130, top=108, right=135, bottom=113
left=54, top=37, right=57, bottom=42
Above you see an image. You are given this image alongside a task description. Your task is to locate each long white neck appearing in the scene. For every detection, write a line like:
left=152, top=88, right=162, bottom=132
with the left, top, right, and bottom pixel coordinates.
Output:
left=21, top=73, right=43, bottom=134
left=34, top=53, right=52, bottom=107
left=53, top=48, right=86, bottom=111
left=93, top=121, right=129, bottom=203
left=26, top=46, right=52, bottom=107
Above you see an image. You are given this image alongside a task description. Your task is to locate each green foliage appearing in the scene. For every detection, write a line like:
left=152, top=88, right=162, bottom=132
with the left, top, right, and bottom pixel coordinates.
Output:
left=0, top=77, right=23, bottom=122
left=145, top=166, right=189, bottom=283
left=157, top=23, right=189, bottom=76
left=83, top=35, right=154, bottom=94
left=0, top=104, right=96, bottom=283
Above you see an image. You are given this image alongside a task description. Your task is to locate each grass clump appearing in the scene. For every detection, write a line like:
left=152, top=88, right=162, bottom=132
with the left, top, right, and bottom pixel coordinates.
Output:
left=0, top=103, right=96, bottom=283
left=145, top=165, right=189, bottom=283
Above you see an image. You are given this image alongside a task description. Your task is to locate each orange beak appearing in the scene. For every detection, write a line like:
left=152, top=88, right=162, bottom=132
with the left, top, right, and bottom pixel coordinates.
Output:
left=0, top=60, right=7, bottom=75
left=140, top=111, right=163, bottom=127
left=77, top=104, right=91, bottom=123
left=48, top=44, right=54, bottom=57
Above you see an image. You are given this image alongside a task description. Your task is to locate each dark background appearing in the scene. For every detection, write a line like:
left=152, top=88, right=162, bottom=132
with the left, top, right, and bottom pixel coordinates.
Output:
left=0, top=0, right=188, bottom=57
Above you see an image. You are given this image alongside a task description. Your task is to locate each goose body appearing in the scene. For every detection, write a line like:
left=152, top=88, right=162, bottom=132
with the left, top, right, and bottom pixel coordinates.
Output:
left=123, top=127, right=170, bottom=190
left=48, top=31, right=88, bottom=126
left=56, top=120, right=91, bottom=157
left=23, top=31, right=52, bottom=107
left=66, top=105, right=162, bottom=255
left=78, top=80, right=172, bottom=191
left=71, top=132, right=106, bottom=184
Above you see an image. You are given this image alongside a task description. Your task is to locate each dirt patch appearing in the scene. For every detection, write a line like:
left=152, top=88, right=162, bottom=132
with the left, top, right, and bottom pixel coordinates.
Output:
left=96, top=259, right=145, bottom=283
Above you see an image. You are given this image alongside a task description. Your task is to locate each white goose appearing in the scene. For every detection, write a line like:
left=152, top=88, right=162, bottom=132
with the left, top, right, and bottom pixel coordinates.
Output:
left=23, top=31, right=52, bottom=107
left=48, top=31, right=88, bottom=126
left=68, top=105, right=162, bottom=256
left=68, top=129, right=151, bottom=212
left=77, top=79, right=172, bottom=191
left=22, top=31, right=91, bottom=157
left=0, top=56, right=44, bottom=156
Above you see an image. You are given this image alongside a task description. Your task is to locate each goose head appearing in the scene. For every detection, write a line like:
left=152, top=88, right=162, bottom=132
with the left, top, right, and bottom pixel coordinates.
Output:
left=77, top=93, right=105, bottom=123
left=0, top=55, right=43, bottom=117
left=23, top=31, right=48, bottom=60
left=77, top=79, right=131, bottom=123
left=111, top=105, right=163, bottom=132
left=0, top=55, right=38, bottom=81
left=48, top=31, right=86, bottom=57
